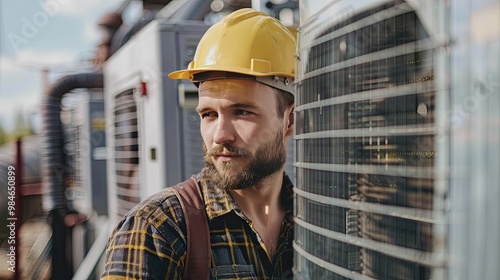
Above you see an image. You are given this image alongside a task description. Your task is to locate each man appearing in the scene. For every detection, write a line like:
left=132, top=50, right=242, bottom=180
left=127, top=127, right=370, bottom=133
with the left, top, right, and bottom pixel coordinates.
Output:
left=101, top=8, right=296, bottom=279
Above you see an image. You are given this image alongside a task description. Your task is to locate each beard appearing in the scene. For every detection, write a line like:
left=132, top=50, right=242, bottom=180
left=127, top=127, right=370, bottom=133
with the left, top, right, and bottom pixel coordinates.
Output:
left=203, top=130, right=286, bottom=191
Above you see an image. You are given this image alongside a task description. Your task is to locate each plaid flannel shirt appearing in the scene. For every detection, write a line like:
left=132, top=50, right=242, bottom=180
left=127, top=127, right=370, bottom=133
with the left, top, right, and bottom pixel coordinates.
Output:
left=101, top=168, right=294, bottom=279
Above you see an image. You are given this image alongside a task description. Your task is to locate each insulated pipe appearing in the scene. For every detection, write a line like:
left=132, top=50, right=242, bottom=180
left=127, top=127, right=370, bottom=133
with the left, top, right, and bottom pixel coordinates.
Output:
left=167, top=0, right=212, bottom=20
left=118, top=0, right=211, bottom=49
left=41, top=72, right=103, bottom=211
left=40, top=72, right=103, bottom=280
left=155, top=0, right=212, bottom=21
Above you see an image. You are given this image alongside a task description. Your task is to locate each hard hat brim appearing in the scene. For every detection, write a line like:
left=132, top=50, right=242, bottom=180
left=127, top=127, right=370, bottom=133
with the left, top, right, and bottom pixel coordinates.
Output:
left=168, top=66, right=294, bottom=81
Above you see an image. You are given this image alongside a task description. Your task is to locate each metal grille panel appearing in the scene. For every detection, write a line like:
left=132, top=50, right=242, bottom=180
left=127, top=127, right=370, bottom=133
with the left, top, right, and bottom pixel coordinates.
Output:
left=293, top=1, right=446, bottom=279
left=112, top=90, right=141, bottom=222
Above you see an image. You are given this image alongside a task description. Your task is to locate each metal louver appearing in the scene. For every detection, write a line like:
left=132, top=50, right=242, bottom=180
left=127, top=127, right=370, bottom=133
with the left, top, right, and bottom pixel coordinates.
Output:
left=112, top=90, right=141, bottom=222
left=293, top=1, right=447, bottom=279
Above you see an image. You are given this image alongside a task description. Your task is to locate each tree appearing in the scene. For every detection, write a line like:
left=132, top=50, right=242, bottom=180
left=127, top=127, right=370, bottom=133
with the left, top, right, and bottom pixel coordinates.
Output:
left=13, top=111, right=34, bottom=139
left=0, top=122, right=7, bottom=145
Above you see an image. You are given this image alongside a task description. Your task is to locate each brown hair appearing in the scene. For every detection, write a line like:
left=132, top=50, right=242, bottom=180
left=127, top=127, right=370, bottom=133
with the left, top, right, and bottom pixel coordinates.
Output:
left=274, top=88, right=294, bottom=118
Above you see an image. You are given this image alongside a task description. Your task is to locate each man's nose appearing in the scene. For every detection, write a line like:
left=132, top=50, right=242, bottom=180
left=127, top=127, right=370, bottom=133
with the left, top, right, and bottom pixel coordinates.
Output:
left=213, top=116, right=236, bottom=145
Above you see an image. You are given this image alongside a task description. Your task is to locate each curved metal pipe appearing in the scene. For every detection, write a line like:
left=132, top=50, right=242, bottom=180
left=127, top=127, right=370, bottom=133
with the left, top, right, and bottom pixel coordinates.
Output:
left=41, top=72, right=103, bottom=212
left=155, top=0, right=212, bottom=21
left=40, top=72, right=103, bottom=280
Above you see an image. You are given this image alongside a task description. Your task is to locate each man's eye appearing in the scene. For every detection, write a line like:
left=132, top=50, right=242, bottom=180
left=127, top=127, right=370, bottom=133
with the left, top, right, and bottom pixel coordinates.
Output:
left=235, top=109, right=252, bottom=116
left=201, top=112, right=217, bottom=119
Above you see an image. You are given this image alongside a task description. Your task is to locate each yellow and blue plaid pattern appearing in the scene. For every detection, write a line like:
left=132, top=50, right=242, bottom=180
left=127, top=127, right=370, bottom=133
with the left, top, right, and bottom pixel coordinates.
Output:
left=101, top=168, right=294, bottom=279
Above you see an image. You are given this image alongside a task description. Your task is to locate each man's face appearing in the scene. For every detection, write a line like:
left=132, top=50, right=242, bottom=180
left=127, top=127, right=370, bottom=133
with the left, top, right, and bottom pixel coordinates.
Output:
left=197, top=79, right=292, bottom=191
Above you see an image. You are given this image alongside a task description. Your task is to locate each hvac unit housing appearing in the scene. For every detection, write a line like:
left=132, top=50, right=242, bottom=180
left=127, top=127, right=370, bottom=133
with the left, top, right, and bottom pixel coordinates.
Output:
left=295, top=0, right=500, bottom=278
left=104, top=20, right=209, bottom=225
left=293, top=1, right=448, bottom=279
left=67, top=93, right=108, bottom=217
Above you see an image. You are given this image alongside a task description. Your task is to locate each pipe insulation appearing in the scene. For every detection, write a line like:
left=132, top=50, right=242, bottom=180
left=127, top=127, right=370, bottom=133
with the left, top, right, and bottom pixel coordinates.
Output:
left=41, top=72, right=104, bottom=212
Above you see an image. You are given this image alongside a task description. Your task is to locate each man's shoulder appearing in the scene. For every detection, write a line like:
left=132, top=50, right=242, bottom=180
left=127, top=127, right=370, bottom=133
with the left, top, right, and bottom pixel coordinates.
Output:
left=126, top=187, right=183, bottom=225
left=102, top=186, right=188, bottom=280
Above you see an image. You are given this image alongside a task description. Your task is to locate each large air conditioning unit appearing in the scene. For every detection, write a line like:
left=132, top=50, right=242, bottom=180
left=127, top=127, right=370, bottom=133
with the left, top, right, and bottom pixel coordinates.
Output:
left=61, top=92, right=108, bottom=273
left=293, top=0, right=447, bottom=279
left=64, top=92, right=108, bottom=217
left=294, top=0, right=500, bottom=279
left=104, top=19, right=209, bottom=225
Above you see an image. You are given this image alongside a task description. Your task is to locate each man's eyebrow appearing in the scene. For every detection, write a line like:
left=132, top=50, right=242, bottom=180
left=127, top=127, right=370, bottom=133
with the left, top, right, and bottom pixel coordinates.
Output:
left=196, top=103, right=261, bottom=113
left=229, top=103, right=261, bottom=110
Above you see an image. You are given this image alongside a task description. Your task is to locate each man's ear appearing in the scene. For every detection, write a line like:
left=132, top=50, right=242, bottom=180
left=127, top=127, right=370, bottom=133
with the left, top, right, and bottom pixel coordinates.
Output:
left=285, top=105, right=294, bottom=137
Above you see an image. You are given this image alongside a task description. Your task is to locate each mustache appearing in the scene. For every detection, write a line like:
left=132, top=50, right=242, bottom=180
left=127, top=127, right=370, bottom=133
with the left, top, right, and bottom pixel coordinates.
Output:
left=204, top=144, right=251, bottom=158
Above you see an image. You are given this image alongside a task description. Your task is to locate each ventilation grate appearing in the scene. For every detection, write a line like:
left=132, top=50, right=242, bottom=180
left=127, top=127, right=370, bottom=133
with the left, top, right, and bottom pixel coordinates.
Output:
left=113, top=90, right=141, bottom=221
left=294, top=1, right=445, bottom=279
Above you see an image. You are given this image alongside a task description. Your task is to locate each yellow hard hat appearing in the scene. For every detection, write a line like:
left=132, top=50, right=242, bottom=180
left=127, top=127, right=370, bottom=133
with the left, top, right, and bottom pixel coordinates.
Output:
left=168, top=8, right=296, bottom=93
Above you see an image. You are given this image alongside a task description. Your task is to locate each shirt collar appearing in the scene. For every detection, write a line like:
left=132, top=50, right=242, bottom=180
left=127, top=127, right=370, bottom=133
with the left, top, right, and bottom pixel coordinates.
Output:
left=197, top=168, right=294, bottom=221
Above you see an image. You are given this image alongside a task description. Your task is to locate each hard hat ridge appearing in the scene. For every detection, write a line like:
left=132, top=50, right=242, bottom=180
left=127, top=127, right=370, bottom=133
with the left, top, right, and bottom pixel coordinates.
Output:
left=223, top=8, right=268, bottom=26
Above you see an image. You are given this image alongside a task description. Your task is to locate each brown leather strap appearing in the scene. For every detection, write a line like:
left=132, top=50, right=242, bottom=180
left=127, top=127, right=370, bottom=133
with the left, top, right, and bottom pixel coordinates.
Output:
left=172, top=177, right=211, bottom=280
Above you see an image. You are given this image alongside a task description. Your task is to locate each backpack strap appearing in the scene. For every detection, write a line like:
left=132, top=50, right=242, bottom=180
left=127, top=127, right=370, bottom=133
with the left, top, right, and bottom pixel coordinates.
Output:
left=171, top=176, right=211, bottom=280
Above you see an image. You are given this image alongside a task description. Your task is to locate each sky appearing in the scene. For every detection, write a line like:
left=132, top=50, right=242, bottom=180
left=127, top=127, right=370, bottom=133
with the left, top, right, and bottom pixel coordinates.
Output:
left=0, top=0, right=141, bottom=133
